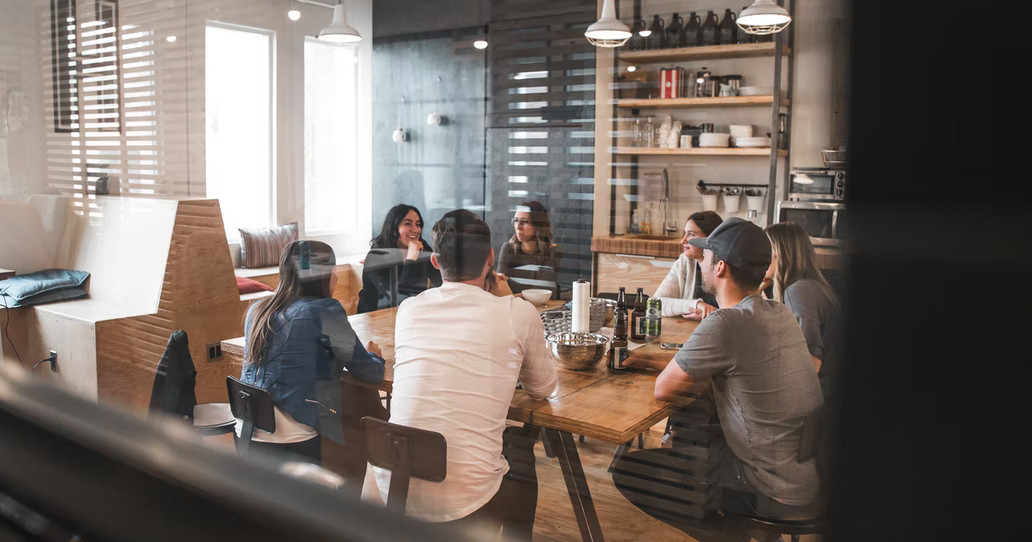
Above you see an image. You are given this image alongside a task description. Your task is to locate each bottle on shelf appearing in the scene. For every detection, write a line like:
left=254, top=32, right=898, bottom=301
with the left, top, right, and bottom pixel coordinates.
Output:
left=694, top=67, right=712, bottom=98
left=718, top=8, right=737, bottom=45
left=683, top=12, right=702, bottom=47
left=641, top=203, right=652, bottom=234
left=666, top=13, right=684, bottom=48
left=608, top=303, right=629, bottom=371
left=629, top=18, right=647, bottom=50
left=736, top=7, right=753, bottom=43
left=643, top=115, right=656, bottom=147
left=629, top=209, right=640, bottom=233
left=701, top=11, right=720, bottom=46
left=630, top=287, right=647, bottom=341
left=632, top=117, right=643, bottom=147
left=646, top=15, right=666, bottom=50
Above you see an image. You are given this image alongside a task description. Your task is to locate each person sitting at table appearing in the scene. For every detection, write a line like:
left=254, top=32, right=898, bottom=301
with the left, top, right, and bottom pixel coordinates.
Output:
left=495, top=200, right=562, bottom=296
left=653, top=211, right=723, bottom=320
left=612, top=218, right=823, bottom=542
left=763, top=222, right=841, bottom=399
left=376, top=209, right=557, bottom=539
left=240, top=240, right=385, bottom=465
left=357, top=204, right=442, bottom=313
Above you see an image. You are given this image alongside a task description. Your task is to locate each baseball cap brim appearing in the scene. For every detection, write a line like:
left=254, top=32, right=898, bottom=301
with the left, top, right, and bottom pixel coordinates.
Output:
left=687, top=237, right=711, bottom=249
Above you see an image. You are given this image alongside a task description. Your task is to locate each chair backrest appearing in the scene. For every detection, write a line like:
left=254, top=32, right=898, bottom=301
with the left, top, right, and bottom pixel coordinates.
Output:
left=226, top=376, right=276, bottom=455
left=361, top=416, right=446, bottom=513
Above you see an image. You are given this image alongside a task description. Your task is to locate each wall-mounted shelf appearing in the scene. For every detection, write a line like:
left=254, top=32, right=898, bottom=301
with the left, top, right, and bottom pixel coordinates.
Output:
left=618, top=42, right=792, bottom=64
left=613, top=146, right=787, bottom=157
left=615, top=96, right=788, bottom=108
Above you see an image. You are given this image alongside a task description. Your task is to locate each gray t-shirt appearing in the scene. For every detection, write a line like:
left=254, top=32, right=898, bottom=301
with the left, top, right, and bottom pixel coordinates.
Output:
left=674, top=294, right=823, bottom=506
left=784, top=278, right=839, bottom=380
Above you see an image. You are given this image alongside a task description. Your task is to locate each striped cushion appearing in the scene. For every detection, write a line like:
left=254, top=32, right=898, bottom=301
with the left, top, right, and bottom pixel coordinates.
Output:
left=238, top=222, right=298, bottom=269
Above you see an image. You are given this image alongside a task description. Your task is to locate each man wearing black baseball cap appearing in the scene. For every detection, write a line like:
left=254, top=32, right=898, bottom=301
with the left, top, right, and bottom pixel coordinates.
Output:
left=612, top=218, right=824, bottom=541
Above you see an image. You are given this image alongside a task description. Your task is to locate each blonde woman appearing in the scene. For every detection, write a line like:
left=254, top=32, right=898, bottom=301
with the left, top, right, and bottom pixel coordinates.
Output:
left=763, top=222, right=840, bottom=394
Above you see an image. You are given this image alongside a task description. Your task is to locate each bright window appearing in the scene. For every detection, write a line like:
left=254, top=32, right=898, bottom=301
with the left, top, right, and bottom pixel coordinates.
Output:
left=205, top=23, right=275, bottom=240
left=304, top=37, right=359, bottom=234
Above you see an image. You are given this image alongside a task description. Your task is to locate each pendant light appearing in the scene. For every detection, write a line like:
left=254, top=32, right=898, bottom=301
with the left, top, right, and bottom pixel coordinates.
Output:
left=318, top=0, right=361, bottom=43
left=736, top=0, right=792, bottom=35
left=585, top=0, right=631, bottom=48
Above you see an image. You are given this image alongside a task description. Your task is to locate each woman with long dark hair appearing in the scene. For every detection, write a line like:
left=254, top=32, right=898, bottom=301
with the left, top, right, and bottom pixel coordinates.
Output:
left=358, top=204, right=442, bottom=313
left=241, top=240, right=385, bottom=464
left=652, top=210, right=723, bottom=319
left=763, top=222, right=840, bottom=396
left=496, top=201, right=562, bottom=296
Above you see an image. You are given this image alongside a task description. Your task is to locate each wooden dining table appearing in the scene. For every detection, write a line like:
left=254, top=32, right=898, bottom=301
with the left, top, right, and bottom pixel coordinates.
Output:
left=221, top=298, right=699, bottom=542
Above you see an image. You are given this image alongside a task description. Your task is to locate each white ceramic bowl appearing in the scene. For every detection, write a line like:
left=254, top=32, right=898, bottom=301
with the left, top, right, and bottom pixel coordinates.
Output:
left=738, top=86, right=773, bottom=96
left=729, top=124, right=753, bottom=138
left=698, top=132, right=730, bottom=147
left=733, top=136, right=771, bottom=148
left=522, top=288, right=552, bottom=306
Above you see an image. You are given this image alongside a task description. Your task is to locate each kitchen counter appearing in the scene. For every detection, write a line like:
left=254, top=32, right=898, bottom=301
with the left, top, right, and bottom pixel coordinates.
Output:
left=591, top=234, right=681, bottom=259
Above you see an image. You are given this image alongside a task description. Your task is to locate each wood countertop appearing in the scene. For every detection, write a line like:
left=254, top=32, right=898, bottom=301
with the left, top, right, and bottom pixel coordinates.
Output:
left=591, top=235, right=681, bottom=259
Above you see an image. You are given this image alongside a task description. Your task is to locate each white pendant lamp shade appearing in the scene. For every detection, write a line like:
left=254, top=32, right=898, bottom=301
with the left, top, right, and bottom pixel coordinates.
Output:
left=585, top=0, right=631, bottom=48
left=737, top=0, right=792, bottom=35
left=319, top=2, right=361, bottom=43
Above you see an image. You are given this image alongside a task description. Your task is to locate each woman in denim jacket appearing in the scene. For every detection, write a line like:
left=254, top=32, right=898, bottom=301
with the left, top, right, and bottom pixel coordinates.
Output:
left=241, top=240, right=385, bottom=465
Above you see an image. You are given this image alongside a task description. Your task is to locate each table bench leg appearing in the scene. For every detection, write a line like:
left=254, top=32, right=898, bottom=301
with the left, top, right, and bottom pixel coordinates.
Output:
left=542, top=428, right=605, bottom=542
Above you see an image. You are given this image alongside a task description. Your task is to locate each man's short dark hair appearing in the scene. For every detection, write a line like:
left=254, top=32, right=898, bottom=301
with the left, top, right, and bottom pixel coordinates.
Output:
left=431, top=209, right=492, bottom=281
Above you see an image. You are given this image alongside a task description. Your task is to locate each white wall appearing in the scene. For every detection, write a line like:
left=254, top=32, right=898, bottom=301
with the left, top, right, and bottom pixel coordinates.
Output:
left=0, top=0, right=374, bottom=261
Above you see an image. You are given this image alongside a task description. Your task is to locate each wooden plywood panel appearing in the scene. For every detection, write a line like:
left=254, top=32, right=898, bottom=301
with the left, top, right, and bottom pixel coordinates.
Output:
left=594, top=253, right=673, bottom=296
left=95, top=199, right=243, bottom=411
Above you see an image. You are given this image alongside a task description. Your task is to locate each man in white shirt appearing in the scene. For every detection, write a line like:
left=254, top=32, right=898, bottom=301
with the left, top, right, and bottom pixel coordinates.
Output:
left=376, top=209, right=558, bottom=540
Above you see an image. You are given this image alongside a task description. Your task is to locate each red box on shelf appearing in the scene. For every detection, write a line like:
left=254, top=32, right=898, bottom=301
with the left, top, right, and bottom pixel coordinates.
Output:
left=659, top=67, right=684, bottom=99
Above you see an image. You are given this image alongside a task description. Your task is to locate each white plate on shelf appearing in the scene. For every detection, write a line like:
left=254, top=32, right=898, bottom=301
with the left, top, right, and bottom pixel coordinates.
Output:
left=733, top=136, right=771, bottom=148
left=738, top=86, right=773, bottom=96
left=698, top=133, right=730, bottom=147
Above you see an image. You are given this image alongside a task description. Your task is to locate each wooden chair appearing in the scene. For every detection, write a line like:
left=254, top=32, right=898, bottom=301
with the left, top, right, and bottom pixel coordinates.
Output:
left=226, top=376, right=276, bottom=456
left=361, top=416, right=446, bottom=513
left=148, top=330, right=235, bottom=436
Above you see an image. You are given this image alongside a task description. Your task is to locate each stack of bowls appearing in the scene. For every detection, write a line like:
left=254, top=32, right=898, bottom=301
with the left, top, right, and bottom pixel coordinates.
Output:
left=698, top=132, right=731, bottom=148
left=733, top=136, right=771, bottom=148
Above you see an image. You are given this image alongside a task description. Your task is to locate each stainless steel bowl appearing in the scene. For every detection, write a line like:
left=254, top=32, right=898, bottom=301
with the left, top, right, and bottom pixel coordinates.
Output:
left=545, top=332, right=609, bottom=371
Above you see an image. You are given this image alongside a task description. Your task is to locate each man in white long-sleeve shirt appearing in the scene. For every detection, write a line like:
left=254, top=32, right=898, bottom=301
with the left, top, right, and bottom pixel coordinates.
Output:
left=376, top=209, right=558, bottom=540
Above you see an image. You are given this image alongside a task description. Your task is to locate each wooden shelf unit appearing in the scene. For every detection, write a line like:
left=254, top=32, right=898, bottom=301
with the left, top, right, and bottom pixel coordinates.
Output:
left=618, top=42, right=792, bottom=64
left=613, top=146, right=786, bottom=157
left=615, top=95, right=788, bottom=108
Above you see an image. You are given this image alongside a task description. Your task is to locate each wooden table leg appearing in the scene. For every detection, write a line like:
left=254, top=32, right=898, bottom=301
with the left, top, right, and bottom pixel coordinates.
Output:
left=542, top=428, right=605, bottom=542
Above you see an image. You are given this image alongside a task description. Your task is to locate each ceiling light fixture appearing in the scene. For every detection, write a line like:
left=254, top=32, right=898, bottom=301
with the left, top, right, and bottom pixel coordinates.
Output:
left=318, top=0, right=361, bottom=43
left=737, top=0, right=792, bottom=35
left=473, top=38, right=488, bottom=49
left=288, top=8, right=301, bottom=21
left=584, top=0, right=631, bottom=48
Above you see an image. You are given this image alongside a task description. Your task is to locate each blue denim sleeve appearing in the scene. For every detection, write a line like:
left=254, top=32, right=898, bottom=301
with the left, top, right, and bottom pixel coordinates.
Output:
left=318, top=299, right=385, bottom=384
left=348, top=341, right=386, bottom=384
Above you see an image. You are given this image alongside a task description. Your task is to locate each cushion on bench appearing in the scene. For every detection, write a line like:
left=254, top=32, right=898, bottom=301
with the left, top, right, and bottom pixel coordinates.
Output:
left=238, top=222, right=297, bottom=269
left=236, top=275, right=274, bottom=295
left=0, top=269, right=90, bottom=308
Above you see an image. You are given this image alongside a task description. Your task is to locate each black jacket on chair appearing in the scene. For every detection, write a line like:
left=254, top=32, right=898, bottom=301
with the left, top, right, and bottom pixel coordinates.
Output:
left=148, top=329, right=198, bottom=421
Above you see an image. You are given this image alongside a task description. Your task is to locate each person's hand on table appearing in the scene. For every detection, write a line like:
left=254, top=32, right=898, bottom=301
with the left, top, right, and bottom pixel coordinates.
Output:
left=682, top=301, right=717, bottom=320
left=485, top=271, right=513, bottom=297
left=366, top=341, right=382, bottom=358
left=405, top=240, right=424, bottom=261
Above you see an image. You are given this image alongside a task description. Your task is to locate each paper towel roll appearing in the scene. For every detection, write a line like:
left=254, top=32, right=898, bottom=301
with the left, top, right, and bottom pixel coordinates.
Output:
left=571, top=280, right=590, bottom=333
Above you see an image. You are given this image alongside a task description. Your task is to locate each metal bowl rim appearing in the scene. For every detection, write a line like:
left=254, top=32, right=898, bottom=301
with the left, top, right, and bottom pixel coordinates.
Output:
left=545, top=332, right=610, bottom=345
